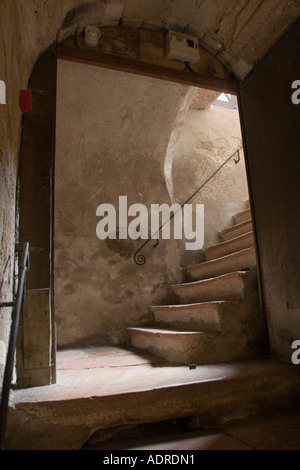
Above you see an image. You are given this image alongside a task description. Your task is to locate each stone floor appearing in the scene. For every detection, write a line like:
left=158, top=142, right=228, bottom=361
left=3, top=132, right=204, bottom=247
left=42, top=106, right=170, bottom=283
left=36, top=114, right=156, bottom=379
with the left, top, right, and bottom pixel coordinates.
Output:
left=83, top=409, right=300, bottom=450
left=14, top=345, right=225, bottom=402
left=9, top=346, right=300, bottom=451
left=56, top=347, right=300, bottom=451
left=13, top=345, right=297, bottom=403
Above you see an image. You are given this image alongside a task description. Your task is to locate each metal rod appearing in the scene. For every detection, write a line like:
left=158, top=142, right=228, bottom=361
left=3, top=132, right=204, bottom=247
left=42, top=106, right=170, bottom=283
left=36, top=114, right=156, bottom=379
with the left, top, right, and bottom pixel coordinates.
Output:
left=0, top=242, right=29, bottom=450
left=134, top=146, right=243, bottom=265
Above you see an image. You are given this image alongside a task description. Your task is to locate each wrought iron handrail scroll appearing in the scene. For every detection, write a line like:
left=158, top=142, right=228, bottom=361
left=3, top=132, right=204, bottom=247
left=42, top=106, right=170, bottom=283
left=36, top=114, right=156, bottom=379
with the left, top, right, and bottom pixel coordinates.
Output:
left=134, top=146, right=242, bottom=265
left=0, top=242, right=30, bottom=450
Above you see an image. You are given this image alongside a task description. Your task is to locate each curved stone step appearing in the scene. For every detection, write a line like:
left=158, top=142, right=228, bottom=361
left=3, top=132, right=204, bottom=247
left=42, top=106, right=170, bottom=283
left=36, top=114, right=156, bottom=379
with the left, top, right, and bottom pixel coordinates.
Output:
left=232, top=207, right=252, bottom=225
left=171, top=271, right=255, bottom=304
left=127, top=325, right=265, bottom=365
left=186, top=247, right=256, bottom=281
left=219, top=219, right=253, bottom=242
left=151, top=301, right=244, bottom=332
left=151, top=301, right=226, bottom=332
left=127, top=327, right=219, bottom=364
left=205, top=231, right=254, bottom=261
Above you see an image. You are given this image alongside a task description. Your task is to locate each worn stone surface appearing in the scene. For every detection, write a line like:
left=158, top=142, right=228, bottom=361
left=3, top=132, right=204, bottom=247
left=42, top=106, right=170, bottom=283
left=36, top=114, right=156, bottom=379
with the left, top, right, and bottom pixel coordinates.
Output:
left=233, top=207, right=251, bottom=225
left=220, top=219, right=253, bottom=242
left=82, top=409, right=300, bottom=450
left=205, top=231, right=254, bottom=261
left=127, top=207, right=265, bottom=364
left=187, top=246, right=256, bottom=281
left=172, top=271, right=249, bottom=304
left=5, top=352, right=300, bottom=449
left=130, top=270, right=267, bottom=364
left=127, top=206, right=266, bottom=365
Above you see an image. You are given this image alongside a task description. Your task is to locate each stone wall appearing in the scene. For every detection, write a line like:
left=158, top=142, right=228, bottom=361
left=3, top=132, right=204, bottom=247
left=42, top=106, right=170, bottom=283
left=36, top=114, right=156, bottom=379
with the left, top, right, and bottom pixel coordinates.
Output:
left=0, top=0, right=90, bottom=385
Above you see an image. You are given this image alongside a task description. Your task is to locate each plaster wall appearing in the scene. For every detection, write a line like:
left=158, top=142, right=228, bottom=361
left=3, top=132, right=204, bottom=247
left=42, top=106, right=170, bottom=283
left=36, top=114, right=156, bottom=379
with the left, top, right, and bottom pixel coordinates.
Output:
left=55, top=59, right=194, bottom=348
left=55, top=59, right=249, bottom=348
left=172, top=104, right=249, bottom=256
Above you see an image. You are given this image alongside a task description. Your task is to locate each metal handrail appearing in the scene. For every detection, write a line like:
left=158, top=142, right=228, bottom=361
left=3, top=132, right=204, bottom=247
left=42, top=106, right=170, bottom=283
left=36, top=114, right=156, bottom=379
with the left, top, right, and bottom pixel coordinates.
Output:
left=134, top=146, right=242, bottom=265
left=0, top=242, right=30, bottom=450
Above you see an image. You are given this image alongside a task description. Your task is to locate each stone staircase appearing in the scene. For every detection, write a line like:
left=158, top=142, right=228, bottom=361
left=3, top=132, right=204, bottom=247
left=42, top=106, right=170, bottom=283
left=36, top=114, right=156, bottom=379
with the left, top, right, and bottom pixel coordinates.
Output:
left=128, top=204, right=268, bottom=365
left=5, top=203, right=300, bottom=450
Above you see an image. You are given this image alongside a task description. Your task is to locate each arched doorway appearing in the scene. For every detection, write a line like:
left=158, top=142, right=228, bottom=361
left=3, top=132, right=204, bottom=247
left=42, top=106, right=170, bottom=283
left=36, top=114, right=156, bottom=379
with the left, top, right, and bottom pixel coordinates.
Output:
left=15, top=24, right=252, bottom=387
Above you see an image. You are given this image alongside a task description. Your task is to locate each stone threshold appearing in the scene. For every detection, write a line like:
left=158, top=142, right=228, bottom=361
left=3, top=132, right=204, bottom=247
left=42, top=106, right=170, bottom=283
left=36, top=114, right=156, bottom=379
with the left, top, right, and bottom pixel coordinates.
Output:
left=5, top=347, right=300, bottom=449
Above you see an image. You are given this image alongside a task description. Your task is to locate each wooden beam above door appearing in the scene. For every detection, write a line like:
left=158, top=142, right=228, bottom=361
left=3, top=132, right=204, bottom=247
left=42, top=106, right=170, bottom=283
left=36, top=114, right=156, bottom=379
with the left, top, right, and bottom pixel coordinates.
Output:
left=57, top=27, right=238, bottom=94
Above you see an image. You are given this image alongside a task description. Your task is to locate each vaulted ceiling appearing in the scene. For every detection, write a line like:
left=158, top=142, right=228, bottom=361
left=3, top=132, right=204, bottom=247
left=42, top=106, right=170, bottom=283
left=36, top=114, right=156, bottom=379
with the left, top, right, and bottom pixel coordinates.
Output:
left=57, top=0, right=300, bottom=78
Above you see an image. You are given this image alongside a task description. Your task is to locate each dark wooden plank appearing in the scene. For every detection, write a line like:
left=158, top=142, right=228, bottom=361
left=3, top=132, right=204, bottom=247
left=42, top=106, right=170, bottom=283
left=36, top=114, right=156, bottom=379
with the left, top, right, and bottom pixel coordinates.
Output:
left=239, top=19, right=300, bottom=312
left=57, top=43, right=238, bottom=93
left=23, top=289, right=51, bottom=371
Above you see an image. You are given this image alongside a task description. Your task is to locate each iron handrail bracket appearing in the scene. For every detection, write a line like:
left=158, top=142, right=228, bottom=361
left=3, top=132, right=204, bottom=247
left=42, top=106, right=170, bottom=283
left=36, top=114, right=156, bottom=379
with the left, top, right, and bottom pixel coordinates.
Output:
left=0, top=242, right=30, bottom=450
left=134, top=146, right=242, bottom=265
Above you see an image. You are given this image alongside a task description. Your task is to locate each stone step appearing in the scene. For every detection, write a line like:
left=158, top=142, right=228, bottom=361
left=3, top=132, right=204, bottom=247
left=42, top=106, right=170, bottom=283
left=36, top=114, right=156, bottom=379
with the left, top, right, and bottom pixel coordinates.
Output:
left=219, top=219, right=253, bottom=242
left=128, top=319, right=266, bottom=365
left=204, top=231, right=254, bottom=261
left=171, top=271, right=255, bottom=304
left=232, top=207, right=252, bottom=225
left=186, top=247, right=256, bottom=281
left=128, top=327, right=218, bottom=364
left=151, top=301, right=228, bottom=332
left=6, top=355, right=300, bottom=449
left=151, top=300, right=254, bottom=334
